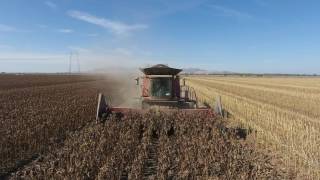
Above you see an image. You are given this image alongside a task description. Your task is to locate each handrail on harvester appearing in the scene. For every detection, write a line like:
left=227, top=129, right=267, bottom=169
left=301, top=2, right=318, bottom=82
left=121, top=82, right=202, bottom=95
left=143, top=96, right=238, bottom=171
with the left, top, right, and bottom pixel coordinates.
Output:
left=180, top=85, right=198, bottom=106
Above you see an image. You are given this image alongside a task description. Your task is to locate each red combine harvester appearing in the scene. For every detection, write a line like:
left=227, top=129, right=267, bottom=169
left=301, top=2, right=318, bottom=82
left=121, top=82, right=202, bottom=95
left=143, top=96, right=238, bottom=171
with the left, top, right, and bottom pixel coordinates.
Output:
left=96, top=64, right=222, bottom=121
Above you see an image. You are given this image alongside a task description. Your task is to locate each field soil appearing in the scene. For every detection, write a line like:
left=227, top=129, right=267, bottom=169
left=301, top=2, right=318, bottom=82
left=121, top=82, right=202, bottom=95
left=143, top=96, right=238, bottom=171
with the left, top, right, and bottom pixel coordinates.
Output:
left=0, top=74, right=295, bottom=179
left=0, top=74, right=127, bottom=176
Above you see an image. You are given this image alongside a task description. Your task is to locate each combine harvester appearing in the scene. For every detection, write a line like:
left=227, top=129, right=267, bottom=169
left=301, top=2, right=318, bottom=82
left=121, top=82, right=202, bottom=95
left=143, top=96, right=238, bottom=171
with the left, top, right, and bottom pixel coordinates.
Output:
left=95, top=64, right=223, bottom=178
left=96, top=64, right=223, bottom=121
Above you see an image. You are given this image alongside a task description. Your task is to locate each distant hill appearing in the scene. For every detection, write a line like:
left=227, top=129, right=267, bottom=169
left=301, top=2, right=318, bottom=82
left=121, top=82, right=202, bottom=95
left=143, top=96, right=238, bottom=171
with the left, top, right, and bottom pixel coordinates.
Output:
left=182, top=68, right=209, bottom=74
left=182, top=68, right=234, bottom=75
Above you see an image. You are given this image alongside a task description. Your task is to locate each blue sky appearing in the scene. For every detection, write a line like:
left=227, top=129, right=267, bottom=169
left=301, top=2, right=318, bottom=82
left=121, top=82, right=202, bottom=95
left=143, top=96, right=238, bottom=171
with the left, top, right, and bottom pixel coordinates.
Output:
left=0, top=0, right=320, bottom=73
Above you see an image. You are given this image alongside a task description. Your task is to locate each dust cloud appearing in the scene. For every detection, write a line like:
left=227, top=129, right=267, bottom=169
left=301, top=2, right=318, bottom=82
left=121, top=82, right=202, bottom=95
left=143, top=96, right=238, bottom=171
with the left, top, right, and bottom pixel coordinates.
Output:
left=94, top=67, right=143, bottom=108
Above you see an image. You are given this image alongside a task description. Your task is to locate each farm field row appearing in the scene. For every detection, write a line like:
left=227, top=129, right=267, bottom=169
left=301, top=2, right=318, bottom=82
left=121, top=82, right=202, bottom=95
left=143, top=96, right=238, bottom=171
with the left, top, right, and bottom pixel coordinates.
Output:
left=0, top=74, right=102, bottom=91
left=0, top=74, right=293, bottom=179
left=186, top=76, right=320, bottom=179
left=0, top=75, right=124, bottom=176
left=10, top=112, right=291, bottom=179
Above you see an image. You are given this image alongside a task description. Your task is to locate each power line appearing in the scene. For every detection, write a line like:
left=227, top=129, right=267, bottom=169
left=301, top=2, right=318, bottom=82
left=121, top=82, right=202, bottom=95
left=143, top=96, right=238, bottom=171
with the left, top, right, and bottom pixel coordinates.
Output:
left=68, top=51, right=81, bottom=74
left=69, top=52, right=72, bottom=74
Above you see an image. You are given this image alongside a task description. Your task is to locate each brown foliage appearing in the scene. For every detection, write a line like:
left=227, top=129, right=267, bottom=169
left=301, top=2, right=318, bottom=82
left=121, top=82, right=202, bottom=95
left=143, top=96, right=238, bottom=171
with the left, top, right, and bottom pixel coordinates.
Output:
left=10, top=111, right=294, bottom=180
left=0, top=75, right=295, bottom=179
left=0, top=75, right=122, bottom=176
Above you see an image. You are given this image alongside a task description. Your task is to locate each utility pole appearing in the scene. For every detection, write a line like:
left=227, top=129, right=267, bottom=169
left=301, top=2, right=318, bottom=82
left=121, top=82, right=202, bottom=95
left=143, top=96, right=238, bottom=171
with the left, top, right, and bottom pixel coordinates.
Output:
left=75, top=52, right=80, bottom=73
left=69, top=52, right=72, bottom=74
left=68, top=51, right=80, bottom=74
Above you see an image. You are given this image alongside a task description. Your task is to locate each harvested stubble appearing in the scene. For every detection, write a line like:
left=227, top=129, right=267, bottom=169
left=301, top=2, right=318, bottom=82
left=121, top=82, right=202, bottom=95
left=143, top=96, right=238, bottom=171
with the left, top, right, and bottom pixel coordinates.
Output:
left=10, top=111, right=294, bottom=180
left=186, top=76, right=320, bottom=179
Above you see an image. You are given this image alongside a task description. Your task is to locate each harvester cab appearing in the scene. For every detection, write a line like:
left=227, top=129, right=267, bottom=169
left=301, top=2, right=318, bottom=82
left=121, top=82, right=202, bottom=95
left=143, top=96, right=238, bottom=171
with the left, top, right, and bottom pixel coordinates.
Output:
left=96, top=64, right=223, bottom=122
left=138, top=64, right=197, bottom=109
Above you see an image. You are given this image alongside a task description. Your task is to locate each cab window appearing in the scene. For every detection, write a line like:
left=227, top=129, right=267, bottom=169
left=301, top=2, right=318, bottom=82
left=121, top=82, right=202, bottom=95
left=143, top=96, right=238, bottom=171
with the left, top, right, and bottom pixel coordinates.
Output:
left=150, top=78, right=172, bottom=97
